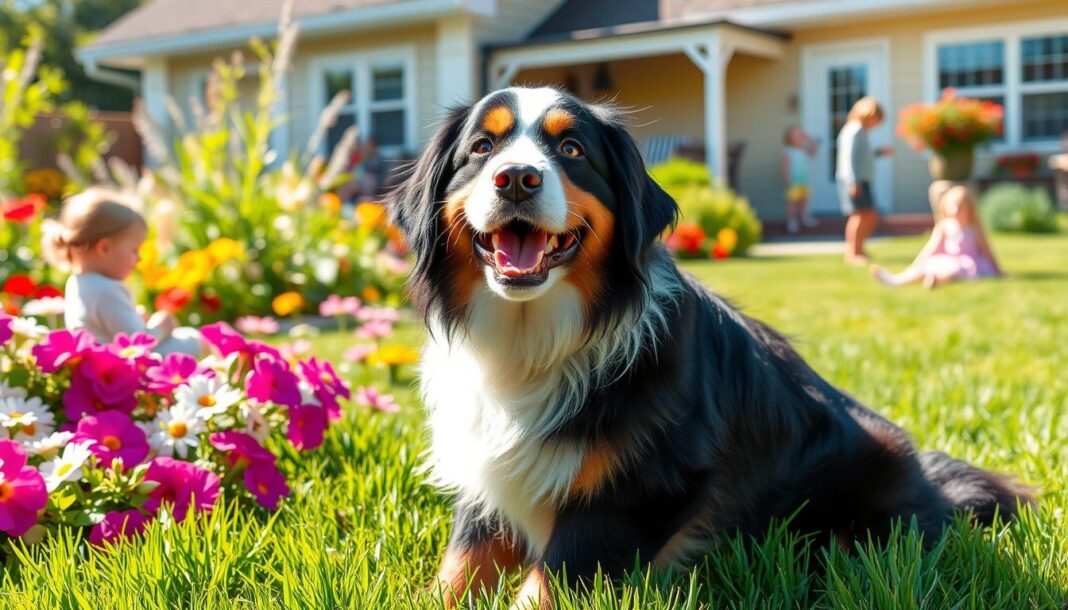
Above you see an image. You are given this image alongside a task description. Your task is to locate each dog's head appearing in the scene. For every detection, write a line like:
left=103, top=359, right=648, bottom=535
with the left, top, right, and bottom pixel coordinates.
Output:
left=389, top=87, right=677, bottom=330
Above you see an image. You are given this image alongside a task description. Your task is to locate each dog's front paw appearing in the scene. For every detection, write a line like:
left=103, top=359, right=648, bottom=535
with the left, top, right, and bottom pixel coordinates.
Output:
left=509, top=567, right=552, bottom=610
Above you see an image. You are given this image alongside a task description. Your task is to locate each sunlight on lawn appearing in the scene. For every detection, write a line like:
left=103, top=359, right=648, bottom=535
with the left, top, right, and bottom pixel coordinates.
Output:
left=5, top=232, right=1066, bottom=609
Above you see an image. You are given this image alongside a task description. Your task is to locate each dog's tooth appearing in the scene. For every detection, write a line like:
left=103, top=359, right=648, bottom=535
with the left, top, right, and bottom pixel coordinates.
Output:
left=546, top=235, right=558, bottom=253
left=533, top=250, right=544, bottom=269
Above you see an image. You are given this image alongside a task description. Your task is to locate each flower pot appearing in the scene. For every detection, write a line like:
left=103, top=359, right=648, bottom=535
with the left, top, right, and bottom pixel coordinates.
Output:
left=929, top=148, right=975, bottom=181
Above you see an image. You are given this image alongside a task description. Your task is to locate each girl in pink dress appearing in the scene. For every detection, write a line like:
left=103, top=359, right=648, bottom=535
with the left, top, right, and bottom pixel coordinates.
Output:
left=871, top=186, right=1001, bottom=288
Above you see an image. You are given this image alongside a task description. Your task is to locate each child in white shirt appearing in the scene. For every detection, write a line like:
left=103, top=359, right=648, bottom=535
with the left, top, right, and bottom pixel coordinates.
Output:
left=41, top=187, right=202, bottom=356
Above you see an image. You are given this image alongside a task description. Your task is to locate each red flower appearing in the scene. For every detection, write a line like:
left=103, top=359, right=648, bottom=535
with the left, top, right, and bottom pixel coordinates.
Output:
left=712, top=243, right=731, bottom=260
left=155, top=288, right=191, bottom=314
left=1, top=194, right=45, bottom=224
left=34, top=284, right=63, bottom=299
left=666, top=223, right=707, bottom=257
left=2, top=275, right=36, bottom=298
left=199, top=293, right=222, bottom=314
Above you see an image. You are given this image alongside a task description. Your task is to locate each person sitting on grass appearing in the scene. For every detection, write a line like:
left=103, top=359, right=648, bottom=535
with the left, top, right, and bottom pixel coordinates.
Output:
left=781, top=125, right=820, bottom=233
left=41, top=187, right=203, bottom=355
left=870, top=185, right=1002, bottom=289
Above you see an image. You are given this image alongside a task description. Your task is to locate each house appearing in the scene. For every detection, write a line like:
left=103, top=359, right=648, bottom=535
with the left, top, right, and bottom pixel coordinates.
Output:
left=78, top=0, right=1068, bottom=219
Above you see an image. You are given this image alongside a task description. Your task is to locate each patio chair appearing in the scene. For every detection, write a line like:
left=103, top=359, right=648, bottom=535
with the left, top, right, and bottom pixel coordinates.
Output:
left=641, top=136, right=694, bottom=168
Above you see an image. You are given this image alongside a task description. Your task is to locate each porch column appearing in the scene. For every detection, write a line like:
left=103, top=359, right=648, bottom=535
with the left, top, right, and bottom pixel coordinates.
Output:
left=685, top=36, right=733, bottom=185
left=437, top=15, right=477, bottom=107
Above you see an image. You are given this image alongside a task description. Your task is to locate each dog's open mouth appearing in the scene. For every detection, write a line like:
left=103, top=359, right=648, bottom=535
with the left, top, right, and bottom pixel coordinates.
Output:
left=473, top=220, right=582, bottom=286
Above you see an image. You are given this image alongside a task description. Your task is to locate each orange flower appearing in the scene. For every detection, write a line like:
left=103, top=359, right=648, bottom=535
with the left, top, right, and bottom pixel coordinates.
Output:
left=362, top=286, right=382, bottom=303
left=155, top=287, right=191, bottom=314
left=272, top=291, right=304, bottom=317
left=319, top=192, right=342, bottom=214
left=355, top=202, right=387, bottom=229
left=716, top=227, right=738, bottom=254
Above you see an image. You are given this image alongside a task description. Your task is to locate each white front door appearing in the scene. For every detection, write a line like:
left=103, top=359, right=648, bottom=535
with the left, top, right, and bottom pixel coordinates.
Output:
left=802, top=40, right=893, bottom=213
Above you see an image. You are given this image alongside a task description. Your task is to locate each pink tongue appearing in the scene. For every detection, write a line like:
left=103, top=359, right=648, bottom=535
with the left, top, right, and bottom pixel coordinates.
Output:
left=493, top=230, right=548, bottom=273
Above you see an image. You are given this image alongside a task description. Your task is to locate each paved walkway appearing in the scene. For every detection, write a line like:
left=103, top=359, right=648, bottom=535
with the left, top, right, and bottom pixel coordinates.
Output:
left=750, top=237, right=889, bottom=258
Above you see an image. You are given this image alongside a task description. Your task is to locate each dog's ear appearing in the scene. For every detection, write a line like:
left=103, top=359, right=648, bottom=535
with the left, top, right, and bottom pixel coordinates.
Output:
left=594, top=108, right=678, bottom=274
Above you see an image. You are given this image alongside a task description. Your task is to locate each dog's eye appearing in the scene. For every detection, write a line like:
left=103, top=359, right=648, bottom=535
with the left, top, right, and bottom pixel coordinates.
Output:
left=560, top=139, right=584, bottom=158
left=471, top=138, right=493, bottom=155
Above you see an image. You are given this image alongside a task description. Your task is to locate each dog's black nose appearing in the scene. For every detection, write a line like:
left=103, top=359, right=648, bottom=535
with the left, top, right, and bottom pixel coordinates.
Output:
left=493, top=164, right=542, bottom=203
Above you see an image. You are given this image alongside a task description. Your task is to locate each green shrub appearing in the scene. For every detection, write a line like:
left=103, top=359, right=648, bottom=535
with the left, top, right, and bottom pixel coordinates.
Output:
left=649, top=158, right=762, bottom=256
left=980, top=184, right=1059, bottom=234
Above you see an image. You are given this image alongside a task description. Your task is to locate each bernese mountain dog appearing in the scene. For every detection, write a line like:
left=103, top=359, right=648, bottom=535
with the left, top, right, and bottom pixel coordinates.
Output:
left=387, top=87, right=1034, bottom=609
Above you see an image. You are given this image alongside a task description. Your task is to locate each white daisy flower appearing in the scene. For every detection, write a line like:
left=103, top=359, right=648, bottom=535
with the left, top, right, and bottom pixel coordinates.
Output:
left=21, top=297, right=66, bottom=318
left=27, top=431, right=75, bottom=459
left=198, top=353, right=241, bottom=378
left=0, top=395, right=55, bottom=443
left=39, top=441, right=94, bottom=491
left=239, top=400, right=271, bottom=441
left=9, top=317, right=48, bottom=339
left=0, top=381, right=27, bottom=400
left=142, top=402, right=205, bottom=459
left=175, top=375, right=243, bottom=420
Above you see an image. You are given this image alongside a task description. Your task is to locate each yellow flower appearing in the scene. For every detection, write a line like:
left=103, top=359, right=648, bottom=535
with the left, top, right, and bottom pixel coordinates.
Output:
left=272, top=291, right=305, bottom=317
left=361, top=286, right=382, bottom=303
left=137, top=241, right=167, bottom=289
left=369, top=345, right=419, bottom=367
left=319, top=192, right=342, bottom=214
left=24, top=169, right=65, bottom=199
left=716, top=227, right=738, bottom=254
left=355, top=202, right=387, bottom=229
left=206, top=238, right=245, bottom=264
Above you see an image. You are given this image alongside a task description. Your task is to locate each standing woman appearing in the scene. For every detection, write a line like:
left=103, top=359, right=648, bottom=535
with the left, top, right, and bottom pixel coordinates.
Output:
left=836, top=97, right=893, bottom=265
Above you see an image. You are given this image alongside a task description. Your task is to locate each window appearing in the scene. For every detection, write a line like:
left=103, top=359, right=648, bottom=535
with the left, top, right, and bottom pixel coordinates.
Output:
left=827, top=65, right=868, bottom=180
left=930, top=25, right=1068, bottom=148
left=313, top=50, right=414, bottom=156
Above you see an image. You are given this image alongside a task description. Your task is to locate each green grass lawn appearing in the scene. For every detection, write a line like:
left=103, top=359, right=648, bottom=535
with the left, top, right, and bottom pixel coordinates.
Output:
left=4, top=231, right=1067, bottom=609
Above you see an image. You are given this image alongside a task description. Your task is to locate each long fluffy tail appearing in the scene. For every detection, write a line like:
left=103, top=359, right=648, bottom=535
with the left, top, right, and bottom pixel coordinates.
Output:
left=919, top=451, right=1037, bottom=526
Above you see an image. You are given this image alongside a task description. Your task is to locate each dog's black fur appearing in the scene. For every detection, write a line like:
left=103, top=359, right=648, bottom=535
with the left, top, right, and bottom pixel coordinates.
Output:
left=388, top=88, right=1034, bottom=603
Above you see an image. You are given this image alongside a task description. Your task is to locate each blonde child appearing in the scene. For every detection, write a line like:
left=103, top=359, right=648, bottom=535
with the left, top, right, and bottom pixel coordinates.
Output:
left=781, top=126, right=819, bottom=233
left=836, top=97, right=894, bottom=265
left=41, top=187, right=202, bottom=355
left=870, top=186, right=1001, bottom=288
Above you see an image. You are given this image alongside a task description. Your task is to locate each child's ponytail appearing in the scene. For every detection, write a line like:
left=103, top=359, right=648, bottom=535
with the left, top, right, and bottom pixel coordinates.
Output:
left=41, top=219, right=74, bottom=271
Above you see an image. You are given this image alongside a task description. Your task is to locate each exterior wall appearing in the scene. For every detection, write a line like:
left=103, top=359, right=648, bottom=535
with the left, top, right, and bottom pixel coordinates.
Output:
left=165, top=23, right=440, bottom=157
left=728, top=0, right=1068, bottom=219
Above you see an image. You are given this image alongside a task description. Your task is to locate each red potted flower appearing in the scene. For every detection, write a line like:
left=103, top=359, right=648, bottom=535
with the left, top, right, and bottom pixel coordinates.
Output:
left=898, top=90, right=1003, bottom=180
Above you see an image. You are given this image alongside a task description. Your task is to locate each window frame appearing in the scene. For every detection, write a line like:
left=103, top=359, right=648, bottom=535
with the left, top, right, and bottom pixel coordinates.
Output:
left=309, top=46, right=417, bottom=158
left=924, top=18, right=1068, bottom=153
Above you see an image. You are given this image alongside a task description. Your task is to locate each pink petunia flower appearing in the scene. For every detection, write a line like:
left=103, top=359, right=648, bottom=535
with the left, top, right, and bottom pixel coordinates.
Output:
left=142, top=457, right=221, bottom=521
left=287, top=403, right=327, bottom=451
left=235, top=316, right=280, bottom=336
left=0, top=439, right=48, bottom=537
left=71, top=411, right=150, bottom=468
left=201, top=322, right=282, bottom=360
left=355, top=386, right=400, bottom=414
left=342, top=344, right=376, bottom=364
left=243, top=462, right=290, bottom=510
left=355, top=319, right=394, bottom=340
left=0, top=314, right=12, bottom=345
left=112, top=333, right=159, bottom=370
left=279, top=340, right=312, bottom=362
left=88, top=509, right=152, bottom=546
left=64, top=347, right=141, bottom=420
left=143, top=352, right=201, bottom=394
left=298, top=357, right=350, bottom=421
left=319, top=295, right=362, bottom=318
left=356, top=307, right=400, bottom=324
left=208, top=431, right=276, bottom=467
left=247, top=356, right=301, bottom=408
left=31, top=328, right=95, bottom=373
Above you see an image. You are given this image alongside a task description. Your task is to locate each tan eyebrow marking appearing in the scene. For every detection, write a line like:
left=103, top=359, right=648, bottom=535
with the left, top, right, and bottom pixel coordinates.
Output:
left=482, top=106, right=515, bottom=136
left=543, top=108, right=575, bottom=137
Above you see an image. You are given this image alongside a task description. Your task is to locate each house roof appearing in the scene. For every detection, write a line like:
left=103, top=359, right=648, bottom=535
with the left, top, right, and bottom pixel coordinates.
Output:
left=530, top=0, right=797, bottom=38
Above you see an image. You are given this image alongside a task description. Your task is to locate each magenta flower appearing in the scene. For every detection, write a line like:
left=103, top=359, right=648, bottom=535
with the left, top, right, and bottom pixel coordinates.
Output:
left=63, top=347, right=140, bottom=420
left=208, top=431, right=275, bottom=467
left=0, top=440, right=48, bottom=537
left=287, top=403, right=326, bottom=450
left=343, top=344, right=375, bottom=364
left=72, top=411, right=150, bottom=468
left=319, top=295, right=361, bottom=318
left=31, top=328, right=94, bottom=373
left=355, top=386, right=400, bottom=413
left=88, top=509, right=152, bottom=546
left=202, top=322, right=281, bottom=360
left=65, top=372, right=138, bottom=420
left=355, top=319, right=393, bottom=340
left=142, top=457, right=221, bottom=521
left=247, top=356, right=301, bottom=408
left=0, top=314, right=12, bottom=345
left=299, top=357, right=350, bottom=420
left=144, top=352, right=200, bottom=394
left=235, top=316, right=280, bottom=336
left=244, top=462, right=290, bottom=510
left=112, top=333, right=159, bottom=370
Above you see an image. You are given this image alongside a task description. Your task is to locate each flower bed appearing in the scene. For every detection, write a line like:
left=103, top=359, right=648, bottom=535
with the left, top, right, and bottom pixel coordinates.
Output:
left=897, top=89, right=1003, bottom=154
left=0, top=314, right=351, bottom=546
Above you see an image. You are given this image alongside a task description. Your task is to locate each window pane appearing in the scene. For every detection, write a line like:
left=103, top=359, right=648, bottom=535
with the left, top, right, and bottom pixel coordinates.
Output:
left=828, top=64, right=868, bottom=181
left=1022, top=92, right=1068, bottom=141
left=372, top=67, right=404, bottom=101
left=1022, top=34, right=1068, bottom=83
left=938, top=41, right=1004, bottom=89
left=324, top=69, right=354, bottom=104
left=371, top=109, right=405, bottom=147
left=327, top=112, right=356, bottom=153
